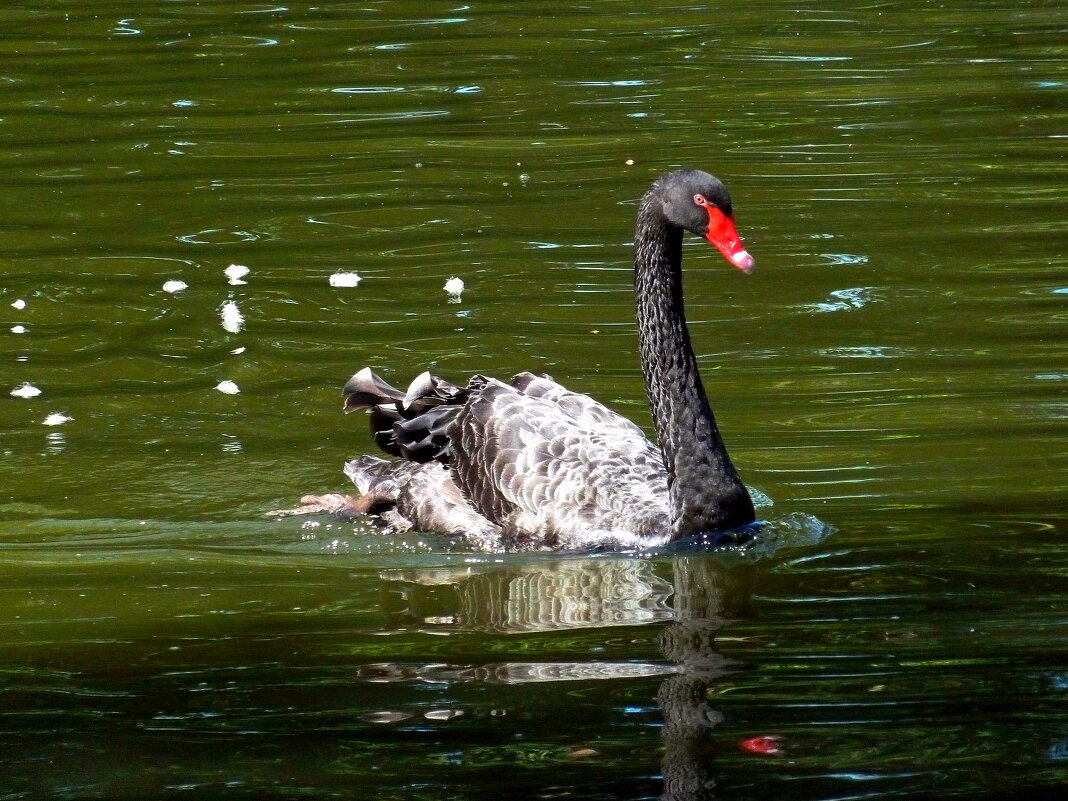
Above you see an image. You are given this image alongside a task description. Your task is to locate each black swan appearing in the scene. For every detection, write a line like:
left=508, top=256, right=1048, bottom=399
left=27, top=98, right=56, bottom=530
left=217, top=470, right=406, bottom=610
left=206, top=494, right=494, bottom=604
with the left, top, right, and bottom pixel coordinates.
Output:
left=279, top=169, right=757, bottom=550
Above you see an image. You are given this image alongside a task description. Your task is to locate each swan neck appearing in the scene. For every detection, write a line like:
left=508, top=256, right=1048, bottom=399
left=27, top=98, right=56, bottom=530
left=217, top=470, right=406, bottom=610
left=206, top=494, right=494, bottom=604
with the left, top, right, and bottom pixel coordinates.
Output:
left=634, top=203, right=754, bottom=537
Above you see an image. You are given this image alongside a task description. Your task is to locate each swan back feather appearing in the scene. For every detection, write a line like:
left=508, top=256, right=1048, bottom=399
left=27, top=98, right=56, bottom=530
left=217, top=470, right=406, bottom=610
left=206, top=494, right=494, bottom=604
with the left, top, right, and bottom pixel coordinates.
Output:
left=343, top=368, right=672, bottom=548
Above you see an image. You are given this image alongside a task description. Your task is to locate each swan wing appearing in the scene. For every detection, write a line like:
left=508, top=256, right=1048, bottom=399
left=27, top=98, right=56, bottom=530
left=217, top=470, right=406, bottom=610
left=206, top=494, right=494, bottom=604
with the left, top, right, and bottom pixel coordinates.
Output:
left=341, top=367, right=670, bottom=545
left=451, top=375, right=668, bottom=541
left=508, top=372, right=652, bottom=444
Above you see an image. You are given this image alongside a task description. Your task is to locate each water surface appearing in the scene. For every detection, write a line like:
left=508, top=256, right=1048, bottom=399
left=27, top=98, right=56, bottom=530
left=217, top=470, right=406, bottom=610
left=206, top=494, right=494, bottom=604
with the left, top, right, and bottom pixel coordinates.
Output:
left=2, top=1, right=1066, bottom=799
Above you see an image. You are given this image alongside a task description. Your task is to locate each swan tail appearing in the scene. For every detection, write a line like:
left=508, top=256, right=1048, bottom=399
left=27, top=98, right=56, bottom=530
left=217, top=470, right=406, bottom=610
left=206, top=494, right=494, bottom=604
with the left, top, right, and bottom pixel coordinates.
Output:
left=342, top=368, right=472, bottom=463
left=342, top=367, right=406, bottom=411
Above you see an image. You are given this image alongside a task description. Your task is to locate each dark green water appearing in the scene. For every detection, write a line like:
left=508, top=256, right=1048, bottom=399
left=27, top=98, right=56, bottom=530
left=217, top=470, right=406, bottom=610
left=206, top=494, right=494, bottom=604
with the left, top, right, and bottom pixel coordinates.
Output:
left=2, top=1, right=1066, bottom=798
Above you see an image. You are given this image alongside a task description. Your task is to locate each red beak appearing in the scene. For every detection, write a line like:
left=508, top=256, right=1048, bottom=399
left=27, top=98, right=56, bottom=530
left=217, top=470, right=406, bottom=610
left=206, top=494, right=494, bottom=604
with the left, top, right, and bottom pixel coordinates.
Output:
left=704, top=207, right=754, bottom=274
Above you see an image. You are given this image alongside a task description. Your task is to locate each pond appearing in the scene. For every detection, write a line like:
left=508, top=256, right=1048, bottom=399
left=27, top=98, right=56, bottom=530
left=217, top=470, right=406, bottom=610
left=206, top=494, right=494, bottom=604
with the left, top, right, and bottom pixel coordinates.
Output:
left=1, top=1, right=1066, bottom=799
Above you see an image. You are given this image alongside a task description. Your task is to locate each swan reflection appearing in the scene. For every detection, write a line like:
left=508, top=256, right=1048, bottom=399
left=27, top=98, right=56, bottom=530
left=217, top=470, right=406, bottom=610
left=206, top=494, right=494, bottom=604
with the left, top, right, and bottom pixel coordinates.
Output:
left=357, top=659, right=677, bottom=685
left=379, top=557, right=675, bottom=633
left=368, top=554, right=755, bottom=799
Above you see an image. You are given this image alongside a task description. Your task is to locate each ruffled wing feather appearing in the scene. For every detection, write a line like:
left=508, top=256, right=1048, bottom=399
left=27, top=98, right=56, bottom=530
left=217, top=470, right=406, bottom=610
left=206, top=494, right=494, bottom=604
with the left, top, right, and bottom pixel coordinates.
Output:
left=342, top=368, right=673, bottom=548
left=452, top=374, right=670, bottom=545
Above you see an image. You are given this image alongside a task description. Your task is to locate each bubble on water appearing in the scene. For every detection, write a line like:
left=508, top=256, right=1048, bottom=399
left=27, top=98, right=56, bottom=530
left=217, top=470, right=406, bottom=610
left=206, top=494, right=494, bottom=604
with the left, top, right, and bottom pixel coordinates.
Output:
left=329, top=271, right=361, bottom=287
left=225, top=263, right=250, bottom=285
left=10, top=383, right=41, bottom=399
left=220, top=300, right=244, bottom=333
left=215, top=380, right=240, bottom=395
left=162, top=280, right=188, bottom=293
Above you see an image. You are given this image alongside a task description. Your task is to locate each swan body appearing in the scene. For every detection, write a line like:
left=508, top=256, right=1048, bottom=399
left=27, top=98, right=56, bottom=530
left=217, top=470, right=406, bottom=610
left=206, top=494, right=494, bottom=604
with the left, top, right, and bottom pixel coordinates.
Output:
left=282, top=169, right=757, bottom=550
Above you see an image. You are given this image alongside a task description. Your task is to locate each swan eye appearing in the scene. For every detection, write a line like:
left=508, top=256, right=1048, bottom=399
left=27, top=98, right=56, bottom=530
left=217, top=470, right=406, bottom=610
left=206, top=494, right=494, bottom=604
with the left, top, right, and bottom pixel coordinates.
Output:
left=693, top=194, right=708, bottom=207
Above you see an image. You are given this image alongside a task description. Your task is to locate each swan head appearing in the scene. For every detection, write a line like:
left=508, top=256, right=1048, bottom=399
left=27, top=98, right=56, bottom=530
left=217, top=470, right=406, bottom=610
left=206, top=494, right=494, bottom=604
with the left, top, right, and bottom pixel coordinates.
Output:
left=654, top=169, right=755, bottom=273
